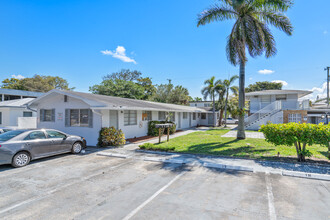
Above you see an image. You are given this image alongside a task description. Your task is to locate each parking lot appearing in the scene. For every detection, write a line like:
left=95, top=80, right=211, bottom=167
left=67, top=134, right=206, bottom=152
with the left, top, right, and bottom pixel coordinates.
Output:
left=0, top=148, right=329, bottom=220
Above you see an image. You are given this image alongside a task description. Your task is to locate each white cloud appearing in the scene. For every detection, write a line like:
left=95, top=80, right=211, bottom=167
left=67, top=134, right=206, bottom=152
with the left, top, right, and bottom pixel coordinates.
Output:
left=101, top=46, right=137, bottom=64
left=11, top=74, right=25, bottom=79
left=324, top=30, right=328, bottom=35
left=272, top=80, right=288, bottom=86
left=249, top=77, right=253, bottom=81
left=258, top=69, right=275, bottom=74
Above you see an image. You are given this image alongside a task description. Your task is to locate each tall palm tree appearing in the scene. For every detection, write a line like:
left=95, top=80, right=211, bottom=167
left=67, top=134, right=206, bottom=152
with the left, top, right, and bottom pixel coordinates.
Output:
left=201, top=76, right=221, bottom=126
left=220, top=75, right=238, bottom=127
left=197, top=0, right=293, bottom=139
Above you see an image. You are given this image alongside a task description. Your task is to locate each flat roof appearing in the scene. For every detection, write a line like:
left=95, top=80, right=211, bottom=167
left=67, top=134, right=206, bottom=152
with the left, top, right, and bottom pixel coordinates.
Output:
left=245, top=90, right=312, bottom=98
left=0, top=89, right=44, bottom=97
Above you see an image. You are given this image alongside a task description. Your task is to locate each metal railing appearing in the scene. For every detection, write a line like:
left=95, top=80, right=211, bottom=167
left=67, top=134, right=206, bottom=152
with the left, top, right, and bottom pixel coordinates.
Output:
left=245, top=101, right=282, bottom=126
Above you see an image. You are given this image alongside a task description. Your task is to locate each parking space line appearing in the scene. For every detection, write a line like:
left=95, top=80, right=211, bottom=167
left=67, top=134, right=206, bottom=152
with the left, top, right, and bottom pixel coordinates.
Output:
left=122, top=170, right=187, bottom=220
left=0, top=161, right=131, bottom=216
left=265, top=173, right=277, bottom=220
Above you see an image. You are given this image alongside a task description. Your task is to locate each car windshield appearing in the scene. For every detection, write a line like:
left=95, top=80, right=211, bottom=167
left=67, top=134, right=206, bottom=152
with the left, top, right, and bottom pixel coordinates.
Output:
left=0, top=130, right=25, bottom=142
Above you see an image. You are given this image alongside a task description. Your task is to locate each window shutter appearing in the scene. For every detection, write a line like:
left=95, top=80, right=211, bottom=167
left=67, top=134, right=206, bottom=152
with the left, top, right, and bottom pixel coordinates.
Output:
left=51, top=109, right=55, bottom=122
left=88, top=109, right=93, bottom=128
left=65, top=109, right=70, bottom=127
left=40, top=109, right=45, bottom=122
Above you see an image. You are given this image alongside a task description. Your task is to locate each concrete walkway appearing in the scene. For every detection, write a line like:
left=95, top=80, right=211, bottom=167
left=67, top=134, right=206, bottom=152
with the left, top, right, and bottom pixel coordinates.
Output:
left=222, top=130, right=265, bottom=139
left=123, top=127, right=210, bottom=150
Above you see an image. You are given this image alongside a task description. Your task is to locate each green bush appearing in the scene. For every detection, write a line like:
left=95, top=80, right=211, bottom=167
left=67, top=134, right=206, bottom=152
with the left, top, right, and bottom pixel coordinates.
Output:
left=260, top=123, right=330, bottom=161
left=98, top=126, right=126, bottom=147
left=139, top=142, right=175, bottom=152
left=148, top=121, right=176, bottom=136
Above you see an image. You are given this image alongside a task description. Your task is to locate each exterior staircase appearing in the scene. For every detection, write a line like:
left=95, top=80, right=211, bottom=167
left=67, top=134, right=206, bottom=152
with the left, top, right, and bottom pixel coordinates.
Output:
left=245, top=101, right=283, bottom=130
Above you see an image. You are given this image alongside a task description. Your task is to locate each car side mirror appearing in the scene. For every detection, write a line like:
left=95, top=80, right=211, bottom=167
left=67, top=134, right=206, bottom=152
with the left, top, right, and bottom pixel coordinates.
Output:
left=63, top=136, right=67, bottom=140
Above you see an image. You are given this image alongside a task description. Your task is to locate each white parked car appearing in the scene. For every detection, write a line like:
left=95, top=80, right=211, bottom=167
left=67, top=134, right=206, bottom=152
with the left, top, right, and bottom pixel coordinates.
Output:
left=222, top=118, right=238, bottom=124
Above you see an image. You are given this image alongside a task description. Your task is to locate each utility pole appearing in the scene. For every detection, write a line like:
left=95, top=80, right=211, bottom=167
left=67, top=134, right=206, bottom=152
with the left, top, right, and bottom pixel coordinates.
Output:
left=326, top=67, right=330, bottom=107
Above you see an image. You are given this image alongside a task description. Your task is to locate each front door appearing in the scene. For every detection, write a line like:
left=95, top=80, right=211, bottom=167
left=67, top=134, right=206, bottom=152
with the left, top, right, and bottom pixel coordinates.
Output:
left=178, top=112, right=181, bottom=129
left=109, top=110, right=118, bottom=129
left=208, top=113, right=214, bottom=125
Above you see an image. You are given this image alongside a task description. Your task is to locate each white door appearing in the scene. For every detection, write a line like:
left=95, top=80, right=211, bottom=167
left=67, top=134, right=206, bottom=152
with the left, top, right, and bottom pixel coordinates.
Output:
left=178, top=112, right=181, bottom=128
left=109, top=110, right=118, bottom=129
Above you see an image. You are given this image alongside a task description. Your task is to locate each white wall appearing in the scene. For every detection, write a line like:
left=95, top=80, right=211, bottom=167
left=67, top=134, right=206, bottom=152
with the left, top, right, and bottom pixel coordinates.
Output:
left=37, top=94, right=102, bottom=146
left=0, top=108, right=35, bottom=127
left=249, top=94, right=300, bottom=113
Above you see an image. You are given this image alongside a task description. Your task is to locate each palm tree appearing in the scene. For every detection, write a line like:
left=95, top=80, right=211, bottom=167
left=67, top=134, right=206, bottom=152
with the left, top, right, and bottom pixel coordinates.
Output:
left=201, top=76, right=221, bottom=126
left=197, top=0, right=293, bottom=139
left=214, top=80, right=226, bottom=126
left=220, top=75, right=238, bottom=127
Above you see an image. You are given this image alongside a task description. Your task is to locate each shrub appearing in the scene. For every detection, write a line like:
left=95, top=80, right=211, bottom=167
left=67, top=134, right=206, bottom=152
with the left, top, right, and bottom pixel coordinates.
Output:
left=98, top=126, right=126, bottom=147
left=260, top=123, right=330, bottom=161
left=139, top=142, right=175, bottom=152
left=148, top=121, right=176, bottom=136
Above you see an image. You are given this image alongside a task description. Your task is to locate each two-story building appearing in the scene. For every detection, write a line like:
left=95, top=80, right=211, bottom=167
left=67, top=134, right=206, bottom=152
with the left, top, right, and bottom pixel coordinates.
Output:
left=245, top=90, right=312, bottom=130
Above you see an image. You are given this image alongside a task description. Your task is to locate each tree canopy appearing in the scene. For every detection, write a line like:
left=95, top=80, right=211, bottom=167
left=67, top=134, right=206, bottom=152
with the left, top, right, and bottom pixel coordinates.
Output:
left=152, top=82, right=190, bottom=105
left=245, top=81, right=283, bottom=93
left=90, top=69, right=156, bottom=100
left=1, top=75, right=73, bottom=92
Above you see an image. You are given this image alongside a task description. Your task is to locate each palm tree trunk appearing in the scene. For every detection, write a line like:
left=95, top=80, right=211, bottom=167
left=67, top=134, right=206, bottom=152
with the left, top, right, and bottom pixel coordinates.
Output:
left=219, top=108, right=224, bottom=126
left=224, top=88, right=229, bottom=128
left=212, top=93, right=216, bottom=127
left=237, top=61, right=246, bottom=139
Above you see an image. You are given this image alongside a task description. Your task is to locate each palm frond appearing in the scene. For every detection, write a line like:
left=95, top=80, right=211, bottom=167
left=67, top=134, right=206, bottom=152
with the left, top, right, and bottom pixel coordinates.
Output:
left=258, top=11, right=293, bottom=35
left=197, top=4, right=237, bottom=27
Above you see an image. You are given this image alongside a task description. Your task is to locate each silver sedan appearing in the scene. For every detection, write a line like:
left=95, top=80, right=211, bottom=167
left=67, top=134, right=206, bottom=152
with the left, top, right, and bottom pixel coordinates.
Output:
left=0, top=129, right=86, bottom=168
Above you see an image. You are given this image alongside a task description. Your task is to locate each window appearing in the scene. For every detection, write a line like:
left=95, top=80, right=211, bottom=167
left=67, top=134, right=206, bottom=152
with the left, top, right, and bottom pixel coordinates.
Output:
left=124, top=110, right=137, bottom=126
left=158, top=111, right=166, bottom=121
left=65, top=109, right=92, bottom=127
left=24, top=131, right=46, bottom=140
left=0, top=130, right=25, bottom=142
left=23, top=111, right=33, bottom=117
left=276, top=95, right=286, bottom=100
left=64, top=95, right=68, bottom=102
left=195, top=104, right=197, bottom=106
left=40, top=109, right=55, bottom=122
left=46, top=130, right=66, bottom=139
left=0, top=112, right=2, bottom=124
left=288, top=113, right=302, bottom=123
left=183, top=112, right=187, bottom=119
left=204, top=103, right=210, bottom=107
left=142, top=111, right=152, bottom=121
left=69, top=109, right=89, bottom=127
left=201, top=113, right=206, bottom=119
left=198, top=113, right=201, bottom=118
left=193, top=113, right=196, bottom=120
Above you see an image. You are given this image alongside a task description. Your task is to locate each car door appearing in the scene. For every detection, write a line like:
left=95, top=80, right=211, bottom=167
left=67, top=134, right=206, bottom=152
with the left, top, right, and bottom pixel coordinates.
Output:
left=24, top=131, right=53, bottom=158
left=45, top=130, right=71, bottom=152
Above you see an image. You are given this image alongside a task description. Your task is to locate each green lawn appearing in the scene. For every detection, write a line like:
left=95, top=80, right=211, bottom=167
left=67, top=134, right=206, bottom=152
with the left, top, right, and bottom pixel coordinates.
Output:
left=139, top=129, right=329, bottom=161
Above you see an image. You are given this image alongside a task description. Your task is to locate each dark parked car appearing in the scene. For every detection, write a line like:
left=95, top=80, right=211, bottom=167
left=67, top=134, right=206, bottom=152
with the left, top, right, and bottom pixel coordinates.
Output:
left=0, top=129, right=86, bottom=167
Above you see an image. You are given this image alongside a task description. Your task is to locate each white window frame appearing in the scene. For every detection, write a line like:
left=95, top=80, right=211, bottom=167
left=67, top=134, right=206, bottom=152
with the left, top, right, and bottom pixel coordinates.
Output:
left=288, top=113, right=302, bottom=123
left=124, top=110, right=137, bottom=126
left=142, top=111, right=152, bottom=121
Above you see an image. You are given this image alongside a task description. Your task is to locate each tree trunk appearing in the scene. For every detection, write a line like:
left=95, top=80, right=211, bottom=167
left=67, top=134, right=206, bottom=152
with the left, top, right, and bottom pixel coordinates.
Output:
left=237, top=61, right=246, bottom=139
left=224, top=88, right=229, bottom=128
left=212, top=93, right=216, bottom=127
left=294, top=142, right=301, bottom=162
left=219, top=108, right=224, bottom=126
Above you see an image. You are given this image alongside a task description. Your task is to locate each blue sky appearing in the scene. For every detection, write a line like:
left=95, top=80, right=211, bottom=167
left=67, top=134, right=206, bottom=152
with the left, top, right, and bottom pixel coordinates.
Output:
left=0, top=0, right=329, bottom=100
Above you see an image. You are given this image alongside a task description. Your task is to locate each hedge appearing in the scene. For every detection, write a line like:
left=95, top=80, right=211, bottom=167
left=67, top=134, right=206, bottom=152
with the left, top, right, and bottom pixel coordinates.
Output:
left=148, top=121, right=177, bottom=136
left=139, top=142, right=175, bottom=152
left=260, top=123, right=330, bottom=161
left=98, top=126, right=126, bottom=147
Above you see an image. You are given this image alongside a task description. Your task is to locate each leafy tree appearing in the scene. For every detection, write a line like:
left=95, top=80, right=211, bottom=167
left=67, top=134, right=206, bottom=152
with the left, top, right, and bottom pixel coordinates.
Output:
left=1, top=75, right=73, bottom=92
left=90, top=69, right=156, bottom=100
left=246, top=81, right=282, bottom=93
left=197, top=0, right=293, bottom=139
left=152, top=82, right=190, bottom=105
left=201, top=76, right=222, bottom=126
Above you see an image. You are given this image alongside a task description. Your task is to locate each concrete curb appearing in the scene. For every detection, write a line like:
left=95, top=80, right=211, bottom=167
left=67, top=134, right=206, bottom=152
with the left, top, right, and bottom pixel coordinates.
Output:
left=203, top=162, right=254, bottom=172
left=282, top=171, right=330, bottom=181
left=96, top=152, right=129, bottom=158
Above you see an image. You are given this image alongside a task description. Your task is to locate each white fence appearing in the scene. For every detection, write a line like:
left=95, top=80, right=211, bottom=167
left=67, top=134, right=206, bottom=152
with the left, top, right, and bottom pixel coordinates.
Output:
left=17, top=117, right=37, bottom=129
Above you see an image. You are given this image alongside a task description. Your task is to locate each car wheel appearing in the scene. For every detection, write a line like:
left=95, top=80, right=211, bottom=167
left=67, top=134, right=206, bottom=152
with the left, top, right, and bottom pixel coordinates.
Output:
left=12, top=152, right=31, bottom=168
left=72, top=142, right=82, bottom=154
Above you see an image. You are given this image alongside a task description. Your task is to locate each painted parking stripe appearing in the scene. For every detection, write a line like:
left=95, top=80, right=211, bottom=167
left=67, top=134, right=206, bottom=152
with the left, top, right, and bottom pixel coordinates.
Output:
left=122, top=171, right=187, bottom=220
left=265, top=173, right=277, bottom=220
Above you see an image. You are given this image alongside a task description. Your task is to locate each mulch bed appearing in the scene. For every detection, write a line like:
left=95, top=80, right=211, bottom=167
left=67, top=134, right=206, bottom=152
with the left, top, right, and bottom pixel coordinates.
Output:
left=126, top=130, right=184, bottom=144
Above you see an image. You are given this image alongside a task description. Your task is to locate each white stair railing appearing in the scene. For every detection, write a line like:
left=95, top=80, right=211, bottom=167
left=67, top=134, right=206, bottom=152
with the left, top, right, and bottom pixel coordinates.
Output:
left=245, top=100, right=282, bottom=127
